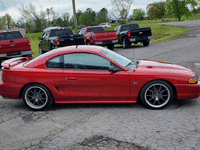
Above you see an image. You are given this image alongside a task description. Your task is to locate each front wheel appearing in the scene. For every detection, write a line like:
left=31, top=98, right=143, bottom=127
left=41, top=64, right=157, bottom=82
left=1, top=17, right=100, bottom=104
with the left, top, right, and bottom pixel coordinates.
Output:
left=22, top=84, right=53, bottom=110
left=140, top=80, right=173, bottom=109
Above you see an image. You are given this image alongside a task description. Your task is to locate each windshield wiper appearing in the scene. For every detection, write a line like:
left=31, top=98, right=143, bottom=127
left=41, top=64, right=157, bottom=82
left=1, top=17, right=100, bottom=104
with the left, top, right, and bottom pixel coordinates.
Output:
left=125, top=61, right=134, bottom=68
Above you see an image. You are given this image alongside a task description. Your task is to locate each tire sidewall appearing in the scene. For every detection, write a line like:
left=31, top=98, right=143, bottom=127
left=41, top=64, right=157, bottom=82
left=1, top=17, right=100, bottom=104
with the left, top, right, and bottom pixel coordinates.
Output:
left=22, top=84, right=53, bottom=110
left=140, top=80, right=173, bottom=109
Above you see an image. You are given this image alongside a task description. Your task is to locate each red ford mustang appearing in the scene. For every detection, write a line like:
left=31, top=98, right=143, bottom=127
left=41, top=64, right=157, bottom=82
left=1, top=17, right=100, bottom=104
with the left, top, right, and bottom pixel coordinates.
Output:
left=0, top=45, right=200, bottom=110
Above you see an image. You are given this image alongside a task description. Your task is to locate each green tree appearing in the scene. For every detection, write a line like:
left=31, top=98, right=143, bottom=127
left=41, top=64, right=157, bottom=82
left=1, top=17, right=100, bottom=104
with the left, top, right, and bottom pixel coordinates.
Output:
left=132, top=9, right=145, bottom=20
left=166, top=0, right=197, bottom=21
left=96, top=8, right=109, bottom=24
left=147, top=2, right=166, bottom=20
left=79, top=8, right=96, bottom=26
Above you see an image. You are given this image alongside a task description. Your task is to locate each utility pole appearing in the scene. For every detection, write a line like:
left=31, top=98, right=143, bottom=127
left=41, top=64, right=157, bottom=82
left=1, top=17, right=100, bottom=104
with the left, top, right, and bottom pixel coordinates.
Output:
left=72, top=0, right=78, bottom=34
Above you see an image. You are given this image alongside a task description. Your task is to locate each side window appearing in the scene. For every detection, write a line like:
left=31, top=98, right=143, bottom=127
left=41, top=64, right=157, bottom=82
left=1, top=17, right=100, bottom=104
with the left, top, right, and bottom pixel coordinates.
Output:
left=46, top=56, right=62, bottom=69
left=64, top=53, right=112, bottom=71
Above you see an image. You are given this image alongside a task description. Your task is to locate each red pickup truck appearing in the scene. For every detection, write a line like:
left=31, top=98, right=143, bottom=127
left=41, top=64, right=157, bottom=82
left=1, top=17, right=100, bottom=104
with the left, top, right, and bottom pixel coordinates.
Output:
left=78, top=26, right=118, bottom=50
left=0, top=30, right=32, bottom=64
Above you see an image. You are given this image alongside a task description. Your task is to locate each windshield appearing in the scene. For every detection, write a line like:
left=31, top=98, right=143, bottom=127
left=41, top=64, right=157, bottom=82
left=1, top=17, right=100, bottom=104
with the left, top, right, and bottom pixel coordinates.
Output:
left=100, top=49, right=136, bottom=70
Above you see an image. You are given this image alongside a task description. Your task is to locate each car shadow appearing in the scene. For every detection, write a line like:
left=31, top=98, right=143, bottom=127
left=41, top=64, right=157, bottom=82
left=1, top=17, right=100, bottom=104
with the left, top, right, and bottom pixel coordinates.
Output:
left=48, top=102, right=144, bottom=111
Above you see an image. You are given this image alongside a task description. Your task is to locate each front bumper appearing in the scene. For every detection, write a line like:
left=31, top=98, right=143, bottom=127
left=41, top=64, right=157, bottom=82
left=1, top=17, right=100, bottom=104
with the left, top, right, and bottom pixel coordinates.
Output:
left=176, top=81, right=200, bottom=100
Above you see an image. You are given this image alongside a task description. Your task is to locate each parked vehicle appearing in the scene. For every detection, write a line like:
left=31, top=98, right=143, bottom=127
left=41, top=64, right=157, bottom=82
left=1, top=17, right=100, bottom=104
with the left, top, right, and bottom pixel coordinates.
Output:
left=98, top=23, right=112, bottom=28
left=1, top=45, right=200, bottom=110
left=78, top=26, right=118, bottom=50
left=78, top=25, right=87, bottom=30
left=0, top=30, right=32, bottom=63
left=115, top=23, right=153, bottom=48
left=39, top=27, right=84, bottom=54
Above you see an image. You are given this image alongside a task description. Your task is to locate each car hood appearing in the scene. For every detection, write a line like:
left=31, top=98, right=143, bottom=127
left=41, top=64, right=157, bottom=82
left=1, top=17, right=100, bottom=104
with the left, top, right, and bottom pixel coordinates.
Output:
left=138, top=60, right=195, bottom=76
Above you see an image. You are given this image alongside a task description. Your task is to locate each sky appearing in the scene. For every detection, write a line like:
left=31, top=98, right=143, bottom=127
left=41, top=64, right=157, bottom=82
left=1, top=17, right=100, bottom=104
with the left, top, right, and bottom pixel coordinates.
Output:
left=0, top=0, right=163, bottom=22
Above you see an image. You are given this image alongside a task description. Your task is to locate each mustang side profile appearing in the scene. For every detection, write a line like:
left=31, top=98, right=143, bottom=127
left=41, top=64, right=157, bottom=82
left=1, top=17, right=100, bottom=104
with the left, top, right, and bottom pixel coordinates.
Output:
left=0, top=45, right=200, bottom=110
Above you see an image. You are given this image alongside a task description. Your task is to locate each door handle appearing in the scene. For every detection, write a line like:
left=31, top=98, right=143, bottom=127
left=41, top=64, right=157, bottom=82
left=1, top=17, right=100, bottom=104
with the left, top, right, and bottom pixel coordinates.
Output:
left=68, top=77, right=77, bottom=80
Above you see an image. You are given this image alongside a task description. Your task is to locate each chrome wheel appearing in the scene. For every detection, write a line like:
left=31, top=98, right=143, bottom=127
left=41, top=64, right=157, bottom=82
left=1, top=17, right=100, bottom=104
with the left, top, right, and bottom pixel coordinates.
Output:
left=22, top=84, right=53, bottom=110
left=141, top=81, right=173, bottom=109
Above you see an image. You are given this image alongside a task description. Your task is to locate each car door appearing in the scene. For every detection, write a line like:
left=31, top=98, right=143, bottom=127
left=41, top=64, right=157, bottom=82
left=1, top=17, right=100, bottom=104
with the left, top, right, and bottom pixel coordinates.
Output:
left=60, top=52, right=130, bottom=102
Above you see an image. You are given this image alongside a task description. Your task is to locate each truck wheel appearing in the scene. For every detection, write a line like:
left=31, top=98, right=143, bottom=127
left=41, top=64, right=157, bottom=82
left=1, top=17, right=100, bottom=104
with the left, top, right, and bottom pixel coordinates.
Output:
left=122, top=38, right=129, bottom=49
left=87, top=41, right=91, bottom=45
left=51, top=45, right=55, bottom=50
left=143, top=40, right=150, bottom=46
left=39, top=46, right=44, bottom=54
left=107, top=44, right=114, bottom=50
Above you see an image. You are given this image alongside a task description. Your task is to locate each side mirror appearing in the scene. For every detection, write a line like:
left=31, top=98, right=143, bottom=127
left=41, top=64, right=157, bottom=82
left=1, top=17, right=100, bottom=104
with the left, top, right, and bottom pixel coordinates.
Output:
left=108, top=66, right=119, bottom=73
left=39, top=37, right=43, bottom=40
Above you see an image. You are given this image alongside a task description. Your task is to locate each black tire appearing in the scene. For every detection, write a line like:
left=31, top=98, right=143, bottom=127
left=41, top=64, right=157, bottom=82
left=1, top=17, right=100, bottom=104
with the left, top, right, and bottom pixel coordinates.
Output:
left=140, top=80, right=173, bottom=109
left=122, top=38, right=129, bottom=49
left=22, top=84, right=53, bottom=110
left=39, top=46, right=44, bottom=54
left=87, top=41, right=91, bottom=45
left=51, top=44, right=55, bottom=50
left=143, top=40, right=150, bottom=46
left=107, top=44, right=114, bottom=50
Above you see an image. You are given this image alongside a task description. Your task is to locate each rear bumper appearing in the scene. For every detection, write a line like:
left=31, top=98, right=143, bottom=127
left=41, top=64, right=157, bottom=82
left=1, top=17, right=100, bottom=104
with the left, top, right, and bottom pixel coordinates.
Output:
left=94, top=40, right=118, bottom=46
left=0, top=82, right=21, bottom=99
left=0, top=50, right=32, bottom=59
left=176, top=82, right=200, bottom=100
left=128, top=36, right=153, bottom=43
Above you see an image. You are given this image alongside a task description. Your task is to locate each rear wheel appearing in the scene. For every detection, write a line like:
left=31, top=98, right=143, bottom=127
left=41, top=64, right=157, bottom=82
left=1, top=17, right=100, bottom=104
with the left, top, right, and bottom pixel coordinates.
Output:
left=140, top=80, right=173, bottom=109
left=122, top=38, right=129, bottom=49
left=22, top=84, right=53, bottom=110
left=143, top=40, right=150, bottom=46
left=39, top=46, right=44, bottom=54
left=51, top=44, right=55, bottom=50
left=107, top=44, right=114, bottom=50
left=87, top=41, right=91, bottom=45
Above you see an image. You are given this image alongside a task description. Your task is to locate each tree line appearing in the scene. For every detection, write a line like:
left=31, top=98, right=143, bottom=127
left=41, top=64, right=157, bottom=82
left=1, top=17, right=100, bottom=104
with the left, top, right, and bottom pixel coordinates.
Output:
left=1, top=0, right=200, bottom=33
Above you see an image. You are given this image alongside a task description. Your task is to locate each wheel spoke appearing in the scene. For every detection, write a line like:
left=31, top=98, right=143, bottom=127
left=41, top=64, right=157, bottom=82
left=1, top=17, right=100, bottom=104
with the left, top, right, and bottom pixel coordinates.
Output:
left=25, top=86, right=49, bottom=109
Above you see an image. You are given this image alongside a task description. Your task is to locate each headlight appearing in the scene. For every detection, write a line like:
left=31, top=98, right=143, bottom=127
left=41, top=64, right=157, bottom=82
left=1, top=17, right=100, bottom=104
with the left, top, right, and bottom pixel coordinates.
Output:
left=188, top=75, right=199, bottom=84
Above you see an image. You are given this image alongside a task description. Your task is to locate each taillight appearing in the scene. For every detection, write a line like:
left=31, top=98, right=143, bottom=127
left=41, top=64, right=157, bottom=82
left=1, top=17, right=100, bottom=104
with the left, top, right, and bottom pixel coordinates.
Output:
left=151, top=29, right=153, bottom=35
left=127, top=32, right=131, bottom=38
left=57, top=39, right=60, bottom=45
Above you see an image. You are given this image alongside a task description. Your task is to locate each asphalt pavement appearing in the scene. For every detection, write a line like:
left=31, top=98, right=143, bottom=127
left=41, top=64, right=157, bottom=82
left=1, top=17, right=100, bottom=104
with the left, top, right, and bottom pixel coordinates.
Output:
left=1, top=20, right=200, bottom=150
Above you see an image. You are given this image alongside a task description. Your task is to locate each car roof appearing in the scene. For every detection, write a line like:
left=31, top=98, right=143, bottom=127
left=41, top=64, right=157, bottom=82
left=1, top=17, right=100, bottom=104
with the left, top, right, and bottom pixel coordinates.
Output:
left=24, top=45, right=105, bottom=68
left=43, top=27, right=70, bottom=32
left=0, top=30, right=20, bottom=33
left=56, top=45, right=103, bottom=54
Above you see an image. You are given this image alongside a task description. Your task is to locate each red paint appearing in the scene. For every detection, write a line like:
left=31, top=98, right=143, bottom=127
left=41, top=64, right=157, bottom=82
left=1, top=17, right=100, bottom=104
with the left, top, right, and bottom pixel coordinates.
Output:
left=0, top=45, right=200, bottom=104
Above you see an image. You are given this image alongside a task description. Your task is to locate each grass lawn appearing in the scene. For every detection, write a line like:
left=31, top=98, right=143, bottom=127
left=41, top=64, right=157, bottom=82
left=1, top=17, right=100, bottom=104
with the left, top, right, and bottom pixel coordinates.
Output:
left=25, top=18, right=187, bottom=58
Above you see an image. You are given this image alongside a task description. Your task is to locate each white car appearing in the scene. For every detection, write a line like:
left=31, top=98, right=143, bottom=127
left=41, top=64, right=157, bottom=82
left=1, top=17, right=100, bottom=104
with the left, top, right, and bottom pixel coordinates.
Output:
left=98, top=23, right=112, bottom=28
